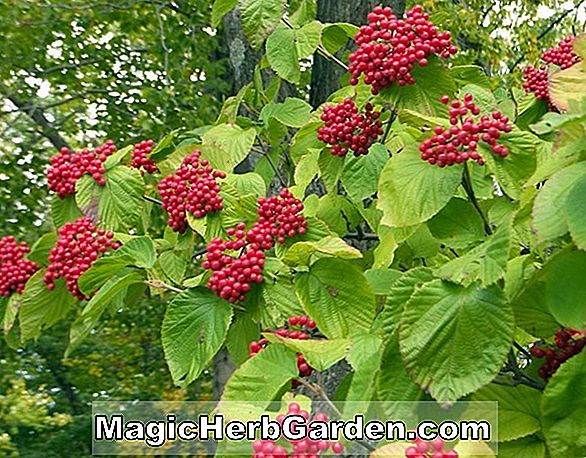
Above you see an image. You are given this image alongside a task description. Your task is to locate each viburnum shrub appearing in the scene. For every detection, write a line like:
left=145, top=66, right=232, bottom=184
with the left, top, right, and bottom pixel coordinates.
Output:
left=47, top=140, right=116, bottom=198
left=405, top=437, right=458, bottom=458
left=348, top=4, right=457, bottom=94
left=249, top=315, right=317, bottom=380
left=0, top=236, right=38, bottom=296
left=419, top=94, right=512, bottom=166
left=522, top=35, right=581, bottom=109
left=251, top=402, right=344, bottom=458
left=530, top=328, right=586, bottom=381
left=204, top=189, right=306, bottom=302
left=318, top=99, right=383, bottom=157
left=131, top=139, right=158, bottom=174
left=5, top=4, right=586, bottom=458
left=158, top=150, right=226, bottom=233
left=44, top=217, right=120, bottom=300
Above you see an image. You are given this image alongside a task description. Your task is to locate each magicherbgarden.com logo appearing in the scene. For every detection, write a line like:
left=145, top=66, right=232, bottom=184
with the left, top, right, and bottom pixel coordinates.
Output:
left=91, top=401, right=498, bottom=456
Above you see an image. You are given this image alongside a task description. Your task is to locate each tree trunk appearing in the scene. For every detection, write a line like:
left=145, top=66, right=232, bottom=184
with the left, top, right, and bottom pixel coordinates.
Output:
left=309, top=0, right=406, bottom=107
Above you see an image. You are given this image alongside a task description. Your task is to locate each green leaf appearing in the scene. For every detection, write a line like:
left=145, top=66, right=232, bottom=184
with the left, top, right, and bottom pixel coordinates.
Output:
left=266, top=26, right=300, bottom=83
left=240, top=0, right=286, bottom=49
left=398, top=109, right=448, bottom=130
left=295, top=258, right=375, bottom=339
left=542, top=350, right=586, bottom=457
left=116, top=236, right=156, bottom=269
left=201, top=124, right=256, bottom=171
left=75, top=166, right=145, bottom=231
left=159, top=251, right=188, bottom=284
left=211, top=0, right=237, bottom=27
left=67, top=269, right=144, bottom=355
left=481, top=130, right=539, bottom=200
left=51, top=195, right=82, bottom=228
left=318, top=151, right=345, bottom=192
left=364, top=268, right=402, bottom=296
left=283, top=236, right=362, bottom=266
left=472, top=385, right=541, bottom=442
left=399, top=280, right=513, bottom=401
left=224, top=172, right=267, bottom=197
left=221, top=344, right=298, bottom=404
left=533, top=162, right=586, bottom=244
left=383, top=58, right=456, bottom=116
left=343, top=333, right=383, bottom=411
left=3, top=295, right=19, bottom=336
left=295, top=20, right=322, bottom=58
left=148, top=129, right=181, bottom=162
left=451, top=65, right=491, bottom=88
left=341, top=143, right=388, bottom=202
left=226, top=313, right=260, bottom=365
left=377, top=145, right=463, bottom=227
left=262, top=258, right=304, bottom=323
left=427, top=198, right=484, bottom=249
left=374, top=267, right=434, bottom=336
left=376, top=337, right=423, bottom=422
left=27, top=232, right=57, bottom=267
left=497, top=437, right=546, bottom=458
left=77, top=255, right=134, bottom=296
left=549, top=60, right=586, bottom=112
left=104, top=144, right=132, bottom=169
left=437, top=219, right=511, bottom=286
left=566, top=175, right=586, bottom=251
left=19, top=271, right=77, bottom=341
left=534, top=250, right=586, bottom=329
left=292, top=149, right=319, bottom=197
left=321, top=23, right=358, bottom=54
left=260, top=97, right=313, bottom=128
left=264, top=334, right=350, bottom=371
left=162, top=287, right=233, bottom=387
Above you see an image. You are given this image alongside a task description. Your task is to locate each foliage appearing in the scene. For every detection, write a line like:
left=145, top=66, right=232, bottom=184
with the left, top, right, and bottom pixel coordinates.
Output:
left=2, top=1, right=586, bottom=457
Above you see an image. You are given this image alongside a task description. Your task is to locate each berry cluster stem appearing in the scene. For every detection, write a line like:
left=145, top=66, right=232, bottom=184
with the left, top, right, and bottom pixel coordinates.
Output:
left=462, top=163, right=492, bottom=236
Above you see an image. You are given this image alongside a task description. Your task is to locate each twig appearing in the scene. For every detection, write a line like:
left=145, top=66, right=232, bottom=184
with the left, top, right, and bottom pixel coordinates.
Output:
left=345, top=231, right=379, bottom=241
left=462, top=163, right=492, bottom=235
left=252, top=146, right=288, bottom=188
left=296, top=378, right=377, bottom=452
left=505, top=349, right=546, bottom=390
left=143, top=194, right=163, bottom=206
left=513, top=341, right=532, bottom=359
left=146, top=279, right=184, bottom=294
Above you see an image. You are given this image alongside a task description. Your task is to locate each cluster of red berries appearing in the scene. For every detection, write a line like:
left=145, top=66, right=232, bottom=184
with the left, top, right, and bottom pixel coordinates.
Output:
left=406, top=437, right=458, bottom=458
left=204, top=224, right=266, bottom=303
left=253, top=189, right=308, bottom=245
left=251, top=402, right=344, bottom=458
left=419, top=94, right=512, bottom=167
left=47, top=140, right=116, bottom=198
left=530, top=328, right=586, bottom=381
left=249, top=315, right=317, bottom=380
left=522, top=66, right=551, bottom=107
left=348, top=5, right=457, bottom=94
left=131, top=139, right=158, bottom=174
left=43, top=218, right=120, bottom=300
left=522, top=36, right=580, bottom=110
left=158, top=150, right=226, bottom=233
left=317, top=99, right=383, bottom=157
left=541, top=36, right=579, bottom=69
left=0, top=236, right=39, bottom=297
left=203, top=189, right=306, bottom=302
